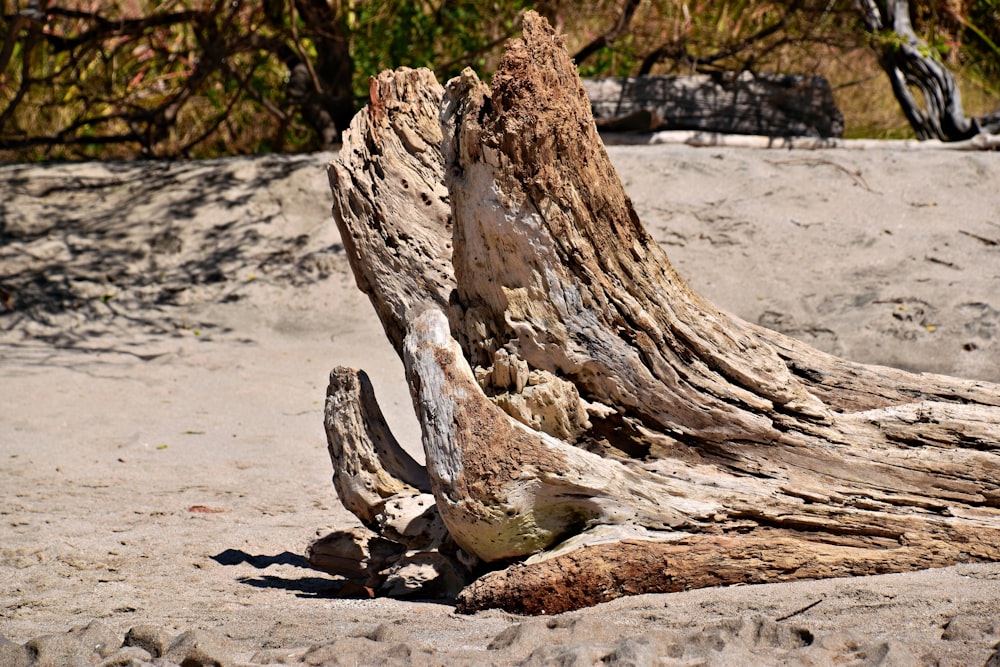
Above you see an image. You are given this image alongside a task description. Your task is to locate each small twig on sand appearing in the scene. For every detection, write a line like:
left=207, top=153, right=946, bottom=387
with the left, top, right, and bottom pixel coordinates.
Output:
left=960, top=229, right=1000, bottom=247
left=776, top=597, right=825, bottom=622
left=766, top=157, right=876, bottom=193
left=925, top=255, right=961, bottom=269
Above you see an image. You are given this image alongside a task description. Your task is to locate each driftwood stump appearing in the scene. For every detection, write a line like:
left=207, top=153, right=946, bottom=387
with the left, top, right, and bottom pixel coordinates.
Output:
left=319, top=12, right=1000, bottom=614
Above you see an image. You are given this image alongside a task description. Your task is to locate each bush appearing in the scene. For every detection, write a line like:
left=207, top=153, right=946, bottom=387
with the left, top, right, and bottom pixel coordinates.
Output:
left=1, top=0, right=997, bottom=160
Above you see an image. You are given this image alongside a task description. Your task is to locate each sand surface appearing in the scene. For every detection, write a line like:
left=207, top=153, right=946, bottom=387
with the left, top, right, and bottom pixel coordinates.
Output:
left=1, top=145, right=999, bottom=665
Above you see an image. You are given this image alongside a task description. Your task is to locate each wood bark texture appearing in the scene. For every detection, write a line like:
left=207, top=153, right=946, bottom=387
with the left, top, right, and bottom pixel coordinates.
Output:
left=324, top=367, right=429, bottom=524
left=325, top=11, right=1000, bottom=614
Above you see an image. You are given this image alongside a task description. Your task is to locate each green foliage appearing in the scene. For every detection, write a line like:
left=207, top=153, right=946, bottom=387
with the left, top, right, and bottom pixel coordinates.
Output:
left=962, top=0, right=1000, bottom=95
left=576, top=42, right=639, bottom=79
left=0, top=0, right=332, bottom=160
left=347, top=0, right=530, bottom=94
left=0, top=1, right=540, bottom=160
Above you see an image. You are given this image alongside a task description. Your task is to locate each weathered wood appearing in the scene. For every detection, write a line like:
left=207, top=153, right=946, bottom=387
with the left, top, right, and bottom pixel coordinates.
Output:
left=307, top=519, right=469, bottom=599
left=306, top=525, right=394, bottom=583
left=320, top=366, right=476, bottom=598
left=324, top=367, right=429, bottom=524
left=583, top=72, right=844, bottom=138
left=457, top=526, right=1000, bottom=615
left=402, top=309, right=720, bottom=562
left=328, top=68, right=454, bottom=355
left=325, top=11, right=1000, bottom=614
left=855, top=0, right=979, bottom=141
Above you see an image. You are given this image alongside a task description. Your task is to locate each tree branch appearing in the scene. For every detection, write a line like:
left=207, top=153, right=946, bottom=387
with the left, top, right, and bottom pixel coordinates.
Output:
left=573, top=0, right=642, bottom=65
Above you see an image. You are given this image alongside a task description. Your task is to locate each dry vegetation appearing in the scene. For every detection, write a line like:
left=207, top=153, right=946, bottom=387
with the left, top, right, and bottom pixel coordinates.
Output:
left=1, top=0, right=998, bottom=159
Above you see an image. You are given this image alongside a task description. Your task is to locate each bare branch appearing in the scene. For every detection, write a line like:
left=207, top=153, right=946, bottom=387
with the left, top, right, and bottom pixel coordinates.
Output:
left=573, top=0, right=642, bottom=64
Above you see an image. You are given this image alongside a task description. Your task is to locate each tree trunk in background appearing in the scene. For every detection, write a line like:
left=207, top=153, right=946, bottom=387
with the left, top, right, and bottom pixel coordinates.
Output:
left=264, top=0, right=355, bottom=147
left=324, top=11, right=1000, bottom=614
left=855, top=0, right=980, bottom=141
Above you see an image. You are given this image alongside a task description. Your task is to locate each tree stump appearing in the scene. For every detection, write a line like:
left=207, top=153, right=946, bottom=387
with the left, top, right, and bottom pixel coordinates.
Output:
left=322, top=11, right=1000, bottom=614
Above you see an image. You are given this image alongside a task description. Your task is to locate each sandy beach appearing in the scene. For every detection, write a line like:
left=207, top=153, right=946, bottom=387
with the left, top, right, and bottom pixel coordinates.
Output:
left=2, top=144, right=999, bottom=665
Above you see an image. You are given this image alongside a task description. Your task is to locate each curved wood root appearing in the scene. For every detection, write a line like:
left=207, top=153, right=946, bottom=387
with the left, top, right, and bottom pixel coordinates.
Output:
left=324, top=367, right=429, bottom=523
left=323, top=11, right=1000, bottom=613
left=313, top=367, right=474, bottom=599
